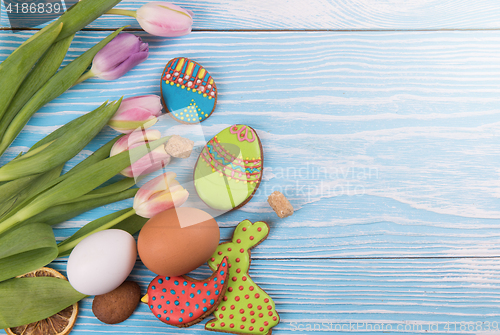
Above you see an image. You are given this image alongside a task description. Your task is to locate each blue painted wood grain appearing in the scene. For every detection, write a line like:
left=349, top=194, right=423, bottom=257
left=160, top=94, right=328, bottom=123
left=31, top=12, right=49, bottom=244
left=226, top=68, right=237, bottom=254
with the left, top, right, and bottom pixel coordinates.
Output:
left=2, top=30, right=500, bottom=251
left=48, top=257, right=500, bottom=335
left=2, top=2, right=500, bottom=334
left=2, top=30, right=500, bottom=256
left=2, top=0, right=500, bottom=30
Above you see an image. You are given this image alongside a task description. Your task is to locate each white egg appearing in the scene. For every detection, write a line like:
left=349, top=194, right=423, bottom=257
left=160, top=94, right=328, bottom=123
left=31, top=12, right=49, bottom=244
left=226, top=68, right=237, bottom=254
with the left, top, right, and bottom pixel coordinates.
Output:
left=67, top=229, right=137, bottom=295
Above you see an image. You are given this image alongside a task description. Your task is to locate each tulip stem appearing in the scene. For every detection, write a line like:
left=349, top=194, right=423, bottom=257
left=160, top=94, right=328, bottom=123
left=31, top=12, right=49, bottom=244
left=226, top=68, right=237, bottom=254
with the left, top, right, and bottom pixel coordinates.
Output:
left=57, top=208, right=136, bottom=256
left=73, top=70, right=95, bottom=86
left=106, top=8, right=137, bottom=18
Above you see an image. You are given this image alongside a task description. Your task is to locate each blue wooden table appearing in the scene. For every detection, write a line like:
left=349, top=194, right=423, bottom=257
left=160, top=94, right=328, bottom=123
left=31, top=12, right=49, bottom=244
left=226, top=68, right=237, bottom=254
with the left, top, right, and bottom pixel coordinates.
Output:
left=2, top=1, right=500, bottom=334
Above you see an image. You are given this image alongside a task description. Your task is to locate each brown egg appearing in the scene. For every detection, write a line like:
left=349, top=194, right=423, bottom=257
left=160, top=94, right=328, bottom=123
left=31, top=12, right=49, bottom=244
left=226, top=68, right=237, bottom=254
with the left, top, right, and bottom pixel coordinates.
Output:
left=137, top=207, right=220, bottom=276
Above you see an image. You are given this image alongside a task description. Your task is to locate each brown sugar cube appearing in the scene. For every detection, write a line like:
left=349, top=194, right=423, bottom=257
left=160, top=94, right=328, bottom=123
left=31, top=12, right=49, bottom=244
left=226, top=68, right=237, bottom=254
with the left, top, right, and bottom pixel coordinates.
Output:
left=165, top=135, right=194, bottom=158
left=267, top=191, right=294, bottom=218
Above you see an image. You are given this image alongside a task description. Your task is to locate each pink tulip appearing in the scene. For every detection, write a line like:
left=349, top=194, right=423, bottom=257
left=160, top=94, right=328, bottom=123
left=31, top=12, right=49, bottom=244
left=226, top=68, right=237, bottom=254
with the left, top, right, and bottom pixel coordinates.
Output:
left=136, top=2, right=193, bottom=37
left=110, top=129, right=171, bottom=178
left=109, top=95, right=163, bottom=134
left=133, top=172, right=189, bottom=218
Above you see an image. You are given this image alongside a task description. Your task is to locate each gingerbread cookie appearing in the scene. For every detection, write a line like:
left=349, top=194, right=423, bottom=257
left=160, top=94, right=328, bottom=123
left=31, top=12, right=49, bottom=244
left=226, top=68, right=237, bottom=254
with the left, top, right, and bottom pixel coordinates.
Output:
left=205, top=220, right=279, bottom=335
left=160, top=57, right=217, bottom=124
left=194, top=125, right=263, bottom=211
left=92, top=281, right=141, bottom=324
left=143, top=257, right=229, bottom=328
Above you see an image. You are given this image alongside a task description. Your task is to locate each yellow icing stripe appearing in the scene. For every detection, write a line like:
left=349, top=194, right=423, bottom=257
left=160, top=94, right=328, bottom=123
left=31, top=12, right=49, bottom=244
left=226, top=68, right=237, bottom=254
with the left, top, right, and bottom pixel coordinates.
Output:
left=197, top=68, right=206, bottom=79
left=186, top=61, right=195, bottom=76
left=175, top=58, right=185, bottom=72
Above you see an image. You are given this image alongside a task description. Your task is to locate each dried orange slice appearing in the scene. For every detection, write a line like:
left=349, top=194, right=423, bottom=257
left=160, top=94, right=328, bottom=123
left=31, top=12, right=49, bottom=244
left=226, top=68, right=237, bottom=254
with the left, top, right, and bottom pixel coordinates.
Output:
left=4, top=267, right=79, bottom=335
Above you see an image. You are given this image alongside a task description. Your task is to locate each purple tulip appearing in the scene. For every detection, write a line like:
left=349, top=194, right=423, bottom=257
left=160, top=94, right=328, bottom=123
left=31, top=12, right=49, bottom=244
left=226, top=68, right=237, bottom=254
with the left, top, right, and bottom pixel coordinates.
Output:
left=136, top=2, right=193, bottom=37
left=108, top=95, right=163, bottom=134
left=90, top=33, right=149, bottom=80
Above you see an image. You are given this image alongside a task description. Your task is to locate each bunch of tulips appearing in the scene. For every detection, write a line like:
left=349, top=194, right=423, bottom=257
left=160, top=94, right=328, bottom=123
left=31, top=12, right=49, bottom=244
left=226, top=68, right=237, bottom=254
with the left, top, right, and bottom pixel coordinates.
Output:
left=0, top=0, right=194, bottom=329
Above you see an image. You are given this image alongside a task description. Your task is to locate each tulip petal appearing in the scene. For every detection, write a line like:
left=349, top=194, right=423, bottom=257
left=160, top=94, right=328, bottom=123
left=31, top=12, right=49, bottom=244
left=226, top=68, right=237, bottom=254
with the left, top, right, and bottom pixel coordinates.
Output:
left=120, top=148, right=171, bottom=178
left=134, top=186, right=189, bottom=218
left=146, top=181, right=182, bottom=202
left=126, top=129, right=162, bottom=147
left=92, top=34, right=140, bottom=74
left=94, top=50, right=149, bottom=80
left=136, top=2, right=193, bottom=37
left=108, top=118, right=158, bottom=134
left=91, top=33, right=149, bottom=80
left=109, top=107, right=158, bottom=133
left=110, top=129, right=161, bottom=156
left=110, top=129, right=169, bottom=178
left=133, top=172, right=177, bottom=206
left=114, top=107, right=155, bottom=122
left=119, top=95, right=162, bottom=116
left=109, top=95, right=163, bottom=134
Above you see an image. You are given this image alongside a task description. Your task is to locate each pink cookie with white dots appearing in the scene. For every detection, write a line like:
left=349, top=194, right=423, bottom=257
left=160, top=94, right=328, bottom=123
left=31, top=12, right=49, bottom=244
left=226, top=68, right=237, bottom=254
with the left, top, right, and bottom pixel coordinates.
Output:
left=205, top=220, right=279, bottom=335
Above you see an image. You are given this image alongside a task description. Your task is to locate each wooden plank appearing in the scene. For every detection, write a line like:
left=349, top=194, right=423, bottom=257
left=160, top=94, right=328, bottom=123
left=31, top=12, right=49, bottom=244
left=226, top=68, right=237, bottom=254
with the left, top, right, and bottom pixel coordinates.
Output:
left=2, top=29, right=500, bottom=258
left=2, top=0, right=500, bottom=30
left=48, top=257, right=500, bottom=334
left=55, top=196, right=500, bottom=259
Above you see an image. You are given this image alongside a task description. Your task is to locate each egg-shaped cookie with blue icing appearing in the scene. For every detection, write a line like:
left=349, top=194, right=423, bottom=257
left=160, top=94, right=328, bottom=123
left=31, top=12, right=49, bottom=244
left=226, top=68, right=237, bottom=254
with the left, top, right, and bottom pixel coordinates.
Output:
left=160, top=57, right=217, bottom=124
left=194, top=125, right=263, bottom=211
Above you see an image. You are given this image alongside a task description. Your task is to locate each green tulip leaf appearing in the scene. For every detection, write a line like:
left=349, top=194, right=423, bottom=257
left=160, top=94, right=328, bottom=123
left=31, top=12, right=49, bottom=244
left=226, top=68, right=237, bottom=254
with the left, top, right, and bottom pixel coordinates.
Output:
left=0, top=165, right=63, bottom=221
left=112, top=213, right=149, bottom=236
left=0, top=135, right=171, bottom=235
left=55, top=0, right=123, bottom=42
left=0, top=34, right=75, bottom=139
left=0, top=100, right=120, bottom=180
left=0, top=27, right=126, bottom=157
left=0, top=22, right=63, bottom=121
left=0, top=276, right=86, bottom=329
left=57, top=208, right=130, bottom=257
left=29, top=102, right=107, bottom=151
left=0, top=174, right=41, bottom=205
left=56, top=134, right=123, bottom=181
left=70, top=177, right=136, bottom=201
left=23, top=188, right=137, bottom=227
left=57, top=209, right=148, bottom=257
left=0, top=223, right=57, bottom=282
left=0, top=136, right=122, bottom=225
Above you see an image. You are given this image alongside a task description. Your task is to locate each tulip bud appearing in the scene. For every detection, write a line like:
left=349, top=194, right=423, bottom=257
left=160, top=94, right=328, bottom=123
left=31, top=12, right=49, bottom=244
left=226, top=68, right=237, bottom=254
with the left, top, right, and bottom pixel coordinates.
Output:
left=90, top=33, right=149, bottom=81
left=110, top=129, right=171, bottom=178
left=133, top=172, right=189, bottom=218
left=136, top=2, right=193, bottom=37
left=108, top=95, right=163, bottom=134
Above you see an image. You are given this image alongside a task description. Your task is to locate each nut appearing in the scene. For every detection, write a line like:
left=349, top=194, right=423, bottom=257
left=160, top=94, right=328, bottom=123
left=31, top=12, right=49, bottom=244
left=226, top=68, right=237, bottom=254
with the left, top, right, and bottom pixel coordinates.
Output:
left=92, top=281, right=141, bottom=324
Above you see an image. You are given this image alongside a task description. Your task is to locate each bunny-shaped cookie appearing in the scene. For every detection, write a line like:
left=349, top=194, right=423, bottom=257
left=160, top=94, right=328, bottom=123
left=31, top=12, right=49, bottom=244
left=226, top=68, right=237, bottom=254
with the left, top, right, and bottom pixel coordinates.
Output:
left=205, top=220, right=280, bottom=335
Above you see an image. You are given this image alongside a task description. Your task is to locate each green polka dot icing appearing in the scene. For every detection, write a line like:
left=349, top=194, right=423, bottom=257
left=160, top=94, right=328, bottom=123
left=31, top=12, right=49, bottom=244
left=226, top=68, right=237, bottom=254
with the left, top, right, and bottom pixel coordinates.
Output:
left=194, top=125, right=263, bottom=211
left=205, top=220, right=280, bottom=335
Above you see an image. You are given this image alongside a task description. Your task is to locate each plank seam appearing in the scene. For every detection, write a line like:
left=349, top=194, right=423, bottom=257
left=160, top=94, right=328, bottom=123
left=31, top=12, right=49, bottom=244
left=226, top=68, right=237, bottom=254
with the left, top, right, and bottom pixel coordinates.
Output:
left=3, top=28, right=500, bottom=32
